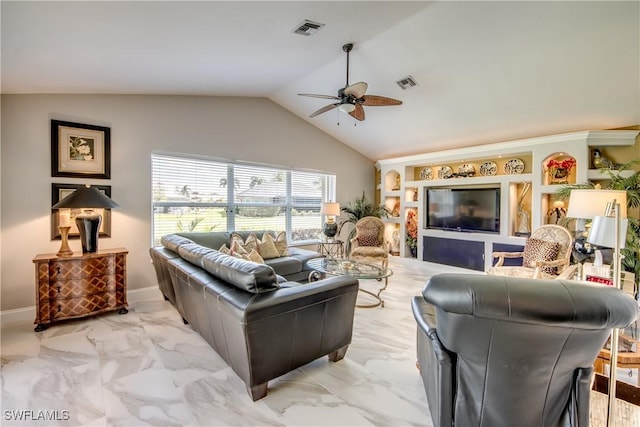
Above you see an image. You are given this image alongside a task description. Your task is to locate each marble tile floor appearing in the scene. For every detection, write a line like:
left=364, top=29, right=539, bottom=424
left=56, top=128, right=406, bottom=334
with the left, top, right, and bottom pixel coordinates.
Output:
left=1, top=257, right=638, bottom=426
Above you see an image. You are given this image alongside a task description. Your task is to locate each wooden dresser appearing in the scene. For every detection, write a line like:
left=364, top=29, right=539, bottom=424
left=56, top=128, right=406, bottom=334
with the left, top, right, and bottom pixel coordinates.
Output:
left=32, top=247, right=128, bottom=332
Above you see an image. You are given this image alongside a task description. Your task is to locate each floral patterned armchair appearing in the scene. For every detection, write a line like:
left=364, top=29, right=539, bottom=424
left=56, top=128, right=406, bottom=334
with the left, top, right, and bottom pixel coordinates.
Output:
left=349, top=216, right=390, bottom=269
left=486, top=224, right=573, bottom=279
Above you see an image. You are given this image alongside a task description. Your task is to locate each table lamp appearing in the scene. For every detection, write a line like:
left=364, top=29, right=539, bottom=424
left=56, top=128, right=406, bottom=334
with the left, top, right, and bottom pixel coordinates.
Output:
left=567, top=188, right=628, bottom=427
left=320, top=202, right=340, bottom=240
left=52, top=184, right=119, bottom=254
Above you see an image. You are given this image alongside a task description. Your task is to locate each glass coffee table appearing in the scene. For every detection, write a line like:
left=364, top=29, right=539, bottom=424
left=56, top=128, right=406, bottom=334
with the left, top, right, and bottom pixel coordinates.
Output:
left=307, top=258, right=393, bottom=308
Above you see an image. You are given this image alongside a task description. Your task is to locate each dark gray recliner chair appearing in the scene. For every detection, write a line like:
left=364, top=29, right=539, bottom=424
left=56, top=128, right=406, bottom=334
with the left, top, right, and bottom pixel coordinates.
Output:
left=412, top=273, right=638, bottom=427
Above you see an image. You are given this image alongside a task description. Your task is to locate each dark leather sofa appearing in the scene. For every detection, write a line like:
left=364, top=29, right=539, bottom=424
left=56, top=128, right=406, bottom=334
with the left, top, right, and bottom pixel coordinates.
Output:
left=412, top=273, right=638, bottom=427
left=149, top=234, right=359, bottom=401
left=152, top=231, right=324, bottom=305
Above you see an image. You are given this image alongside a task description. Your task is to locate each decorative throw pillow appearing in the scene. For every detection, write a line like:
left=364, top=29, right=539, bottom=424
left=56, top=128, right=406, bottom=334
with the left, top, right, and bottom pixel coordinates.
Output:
left=258, top=232, right=281, bottom=259
left=245, top=249, right=265, bottom=264
left=230, top=233, right=258, bottom=254
left=357, top=229, right=381, bottom=247
left=267, top=230, right=289, bottom=257
left=220, top=244, right=264, bottom=264
left=522, top=238, right=560, bottom=275
left=219, top=244, right=245, bottom=259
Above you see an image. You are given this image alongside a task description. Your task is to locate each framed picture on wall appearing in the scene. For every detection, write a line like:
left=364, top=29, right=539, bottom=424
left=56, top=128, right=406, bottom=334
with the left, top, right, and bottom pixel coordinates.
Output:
left=51, top=120, right=111, bottom=179
left=51, top=183, right=112, bottom=240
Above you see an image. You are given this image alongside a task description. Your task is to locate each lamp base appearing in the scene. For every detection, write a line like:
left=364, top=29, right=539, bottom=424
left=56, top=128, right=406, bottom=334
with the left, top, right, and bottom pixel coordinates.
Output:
left=323, top=221, right=338, bottom=239
left=76, top=213, right=102, bottom=253
left=56, top=226, right=73, bottom=257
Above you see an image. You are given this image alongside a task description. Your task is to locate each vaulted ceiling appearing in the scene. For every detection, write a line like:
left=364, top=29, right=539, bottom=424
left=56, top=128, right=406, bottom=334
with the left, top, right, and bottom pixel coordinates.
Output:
left=2, top=1, right=638, bottom=160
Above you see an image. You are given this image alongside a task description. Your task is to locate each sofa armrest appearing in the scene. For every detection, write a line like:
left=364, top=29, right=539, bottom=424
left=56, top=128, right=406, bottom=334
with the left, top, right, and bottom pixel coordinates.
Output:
left=412, top=297, right=454, bottom=427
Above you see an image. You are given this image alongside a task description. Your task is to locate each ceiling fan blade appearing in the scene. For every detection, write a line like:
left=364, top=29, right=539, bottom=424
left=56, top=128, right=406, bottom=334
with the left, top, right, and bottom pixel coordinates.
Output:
left=310, top=103, right=339, bottom=118
left=298, top=93, right=341, bottom=100
left=343, top=82, right=368, bottom=98
left=361, top=95, right=403, bottom=106
left=349, top=104, right=365, bottom=121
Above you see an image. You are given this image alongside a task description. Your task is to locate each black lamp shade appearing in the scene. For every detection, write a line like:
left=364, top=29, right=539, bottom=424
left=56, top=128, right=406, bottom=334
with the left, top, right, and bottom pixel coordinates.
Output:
left=52, top=185, right=119, bottom=253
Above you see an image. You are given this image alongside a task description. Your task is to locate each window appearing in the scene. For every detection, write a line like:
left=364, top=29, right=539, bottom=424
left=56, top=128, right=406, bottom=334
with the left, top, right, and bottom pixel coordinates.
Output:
left=151, top=153, right=335, bottom=245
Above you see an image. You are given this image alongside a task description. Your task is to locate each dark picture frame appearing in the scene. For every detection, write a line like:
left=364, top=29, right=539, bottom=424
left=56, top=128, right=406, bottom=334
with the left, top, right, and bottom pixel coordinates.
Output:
left=51, top=183, right=112, bottom=240
left=51, top=120, right=111, bottom=179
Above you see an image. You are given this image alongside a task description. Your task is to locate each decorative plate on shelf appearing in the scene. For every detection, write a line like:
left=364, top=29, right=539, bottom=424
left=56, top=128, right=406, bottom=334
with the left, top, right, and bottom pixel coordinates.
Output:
left=458, top=164, right=475, bottom=177
left=438, top=165, right=453, bottom=179
left=480, top=161, right=498, bottom=176
left=504, top=158, right=525, bottom=174
left=419, top=167, right=433, bottom=180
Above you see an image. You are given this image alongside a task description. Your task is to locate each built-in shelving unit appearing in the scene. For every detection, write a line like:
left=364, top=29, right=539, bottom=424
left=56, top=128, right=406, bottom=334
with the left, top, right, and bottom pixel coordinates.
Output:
left=375, top=130, right=639, bottom=271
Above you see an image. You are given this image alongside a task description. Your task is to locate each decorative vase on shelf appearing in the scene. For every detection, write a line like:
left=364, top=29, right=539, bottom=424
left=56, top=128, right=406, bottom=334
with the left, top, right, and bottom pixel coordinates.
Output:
left=550, top=167, right=570, bottom=184
left=546, top=157, right=576, bottom=185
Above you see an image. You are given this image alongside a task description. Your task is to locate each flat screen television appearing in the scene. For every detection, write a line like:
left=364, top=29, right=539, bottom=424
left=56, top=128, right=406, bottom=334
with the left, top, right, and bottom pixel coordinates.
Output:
left=425, top=187, right=500, bottom=233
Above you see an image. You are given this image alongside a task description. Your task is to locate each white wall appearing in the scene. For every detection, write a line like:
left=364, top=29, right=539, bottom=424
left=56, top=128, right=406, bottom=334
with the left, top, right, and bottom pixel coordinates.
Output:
left=1, top=94, right=374, bottom=311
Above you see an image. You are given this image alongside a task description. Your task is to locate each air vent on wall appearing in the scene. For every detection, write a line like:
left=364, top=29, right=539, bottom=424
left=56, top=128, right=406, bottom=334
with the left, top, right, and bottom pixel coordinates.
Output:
left=396, top=75, right=418, bottom=90
left=293, top=20, right=325, bottom=36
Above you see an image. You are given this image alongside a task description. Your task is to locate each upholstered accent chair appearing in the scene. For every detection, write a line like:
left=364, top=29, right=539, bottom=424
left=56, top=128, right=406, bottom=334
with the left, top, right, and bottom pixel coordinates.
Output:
left=349, top=216, right=390, bottom=269
left=413, top=273, right=639, bottom=427
left=486, top=224, right=573, bottom=279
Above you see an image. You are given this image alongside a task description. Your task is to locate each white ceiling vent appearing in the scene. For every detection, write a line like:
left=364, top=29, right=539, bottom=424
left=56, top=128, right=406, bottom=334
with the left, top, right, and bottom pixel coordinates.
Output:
left=396, top=75, right=418, bottom=90
left=293, top=20, right=325, bottom=36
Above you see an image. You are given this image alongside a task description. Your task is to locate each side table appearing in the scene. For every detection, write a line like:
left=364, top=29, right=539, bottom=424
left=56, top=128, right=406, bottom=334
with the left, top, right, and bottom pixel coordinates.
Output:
left=317, top=240, right=344, bottom=258
left=32, top=247, right=128, bottom=332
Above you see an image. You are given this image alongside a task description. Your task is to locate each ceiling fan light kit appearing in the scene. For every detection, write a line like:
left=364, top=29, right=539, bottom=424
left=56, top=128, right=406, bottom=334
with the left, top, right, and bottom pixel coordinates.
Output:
left=298, top=43, right=402, bottom=122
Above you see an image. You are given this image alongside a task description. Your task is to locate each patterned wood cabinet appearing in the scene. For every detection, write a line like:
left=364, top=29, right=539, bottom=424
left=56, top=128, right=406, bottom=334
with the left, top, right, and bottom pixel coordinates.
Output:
left=33, top=248, right=128, bottom=331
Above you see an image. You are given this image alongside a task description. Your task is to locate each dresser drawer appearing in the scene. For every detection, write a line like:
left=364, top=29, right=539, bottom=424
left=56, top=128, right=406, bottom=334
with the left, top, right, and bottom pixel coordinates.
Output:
left=48, top=275, right=117, bottom=300
left=50, top=256, right=116, bottom=280
left=51, top=292, right=117, bottom=319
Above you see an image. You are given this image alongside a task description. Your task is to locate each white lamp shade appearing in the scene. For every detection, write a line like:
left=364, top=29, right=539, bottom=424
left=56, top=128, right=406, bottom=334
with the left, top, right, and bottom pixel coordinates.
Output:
left=566, top=189, right=627, bottom=219
left=587, top=215, right=628, bottom=249
left=320, top=202, right=340, bottom=216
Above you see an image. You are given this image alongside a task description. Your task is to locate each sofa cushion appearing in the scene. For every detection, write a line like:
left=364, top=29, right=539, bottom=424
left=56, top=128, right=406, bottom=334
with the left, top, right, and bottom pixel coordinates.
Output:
left=201, top=250, right=279, bottom=293
left=264, top=256, right=303, bottom=277
left=177, top=243, right=218, bottom=268
left=161, top=234, right=195, bottom=253
left=522, top=238, right=560, bottom=275
left=176, top=232, right=231, bottom=251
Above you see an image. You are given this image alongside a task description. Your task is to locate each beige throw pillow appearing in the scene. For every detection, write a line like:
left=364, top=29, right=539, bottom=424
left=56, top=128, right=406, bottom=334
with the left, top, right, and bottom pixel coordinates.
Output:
left=266, top=230, right=289, bottom=257
left=220, top=244, right=264, bottom=264
left=259, top=233, right=281, bottom=259
left=246, top=249, right=265, bottom=264
left=230, top=233, right=258, bottom=254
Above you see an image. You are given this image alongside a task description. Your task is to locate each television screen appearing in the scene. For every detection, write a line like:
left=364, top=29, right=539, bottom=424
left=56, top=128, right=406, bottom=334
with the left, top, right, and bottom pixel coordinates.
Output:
left=425, top=187, right=500, bottom=233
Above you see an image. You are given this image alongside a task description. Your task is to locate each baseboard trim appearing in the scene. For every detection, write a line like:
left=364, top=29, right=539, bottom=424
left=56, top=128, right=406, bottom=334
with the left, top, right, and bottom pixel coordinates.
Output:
left=1, top=286, right=161, bottom=326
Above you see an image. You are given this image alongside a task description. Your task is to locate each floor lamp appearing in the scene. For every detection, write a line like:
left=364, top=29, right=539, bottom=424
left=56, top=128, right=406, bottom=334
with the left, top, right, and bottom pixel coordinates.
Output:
left=567, top=189, right=628, bottom=427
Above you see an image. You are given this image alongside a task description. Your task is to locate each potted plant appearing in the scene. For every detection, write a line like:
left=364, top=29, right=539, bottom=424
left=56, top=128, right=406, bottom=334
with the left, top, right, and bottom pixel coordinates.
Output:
left=555, top=160, right=640, bottom=293
left=338, top=191, right=389, bottom=256
left=406, top=209, right=418, bottom=257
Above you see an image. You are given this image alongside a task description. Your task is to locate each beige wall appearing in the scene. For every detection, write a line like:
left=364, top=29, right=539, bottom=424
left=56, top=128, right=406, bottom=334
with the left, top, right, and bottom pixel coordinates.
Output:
left=1, top=94, right=374, bottom=311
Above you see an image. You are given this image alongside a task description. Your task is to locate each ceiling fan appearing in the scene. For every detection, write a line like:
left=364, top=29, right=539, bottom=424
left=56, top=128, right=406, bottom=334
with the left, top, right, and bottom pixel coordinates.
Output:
left=298, top=43, right=402, bottom=121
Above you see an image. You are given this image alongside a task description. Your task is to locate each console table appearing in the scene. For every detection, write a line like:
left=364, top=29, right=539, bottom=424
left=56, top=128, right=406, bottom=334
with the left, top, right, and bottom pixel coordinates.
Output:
left=32, top=248, right=128, bottom=332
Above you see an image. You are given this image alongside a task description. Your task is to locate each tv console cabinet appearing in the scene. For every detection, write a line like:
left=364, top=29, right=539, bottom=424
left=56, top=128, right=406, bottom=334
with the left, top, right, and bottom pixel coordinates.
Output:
left=376, top=130, right=639, bottom=270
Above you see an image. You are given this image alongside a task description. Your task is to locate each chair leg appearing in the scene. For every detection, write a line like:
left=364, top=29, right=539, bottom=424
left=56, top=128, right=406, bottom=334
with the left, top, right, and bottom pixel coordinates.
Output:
left=328, top=345, right=349, bottom=362
left=247, top=382, right=268, bottom=401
